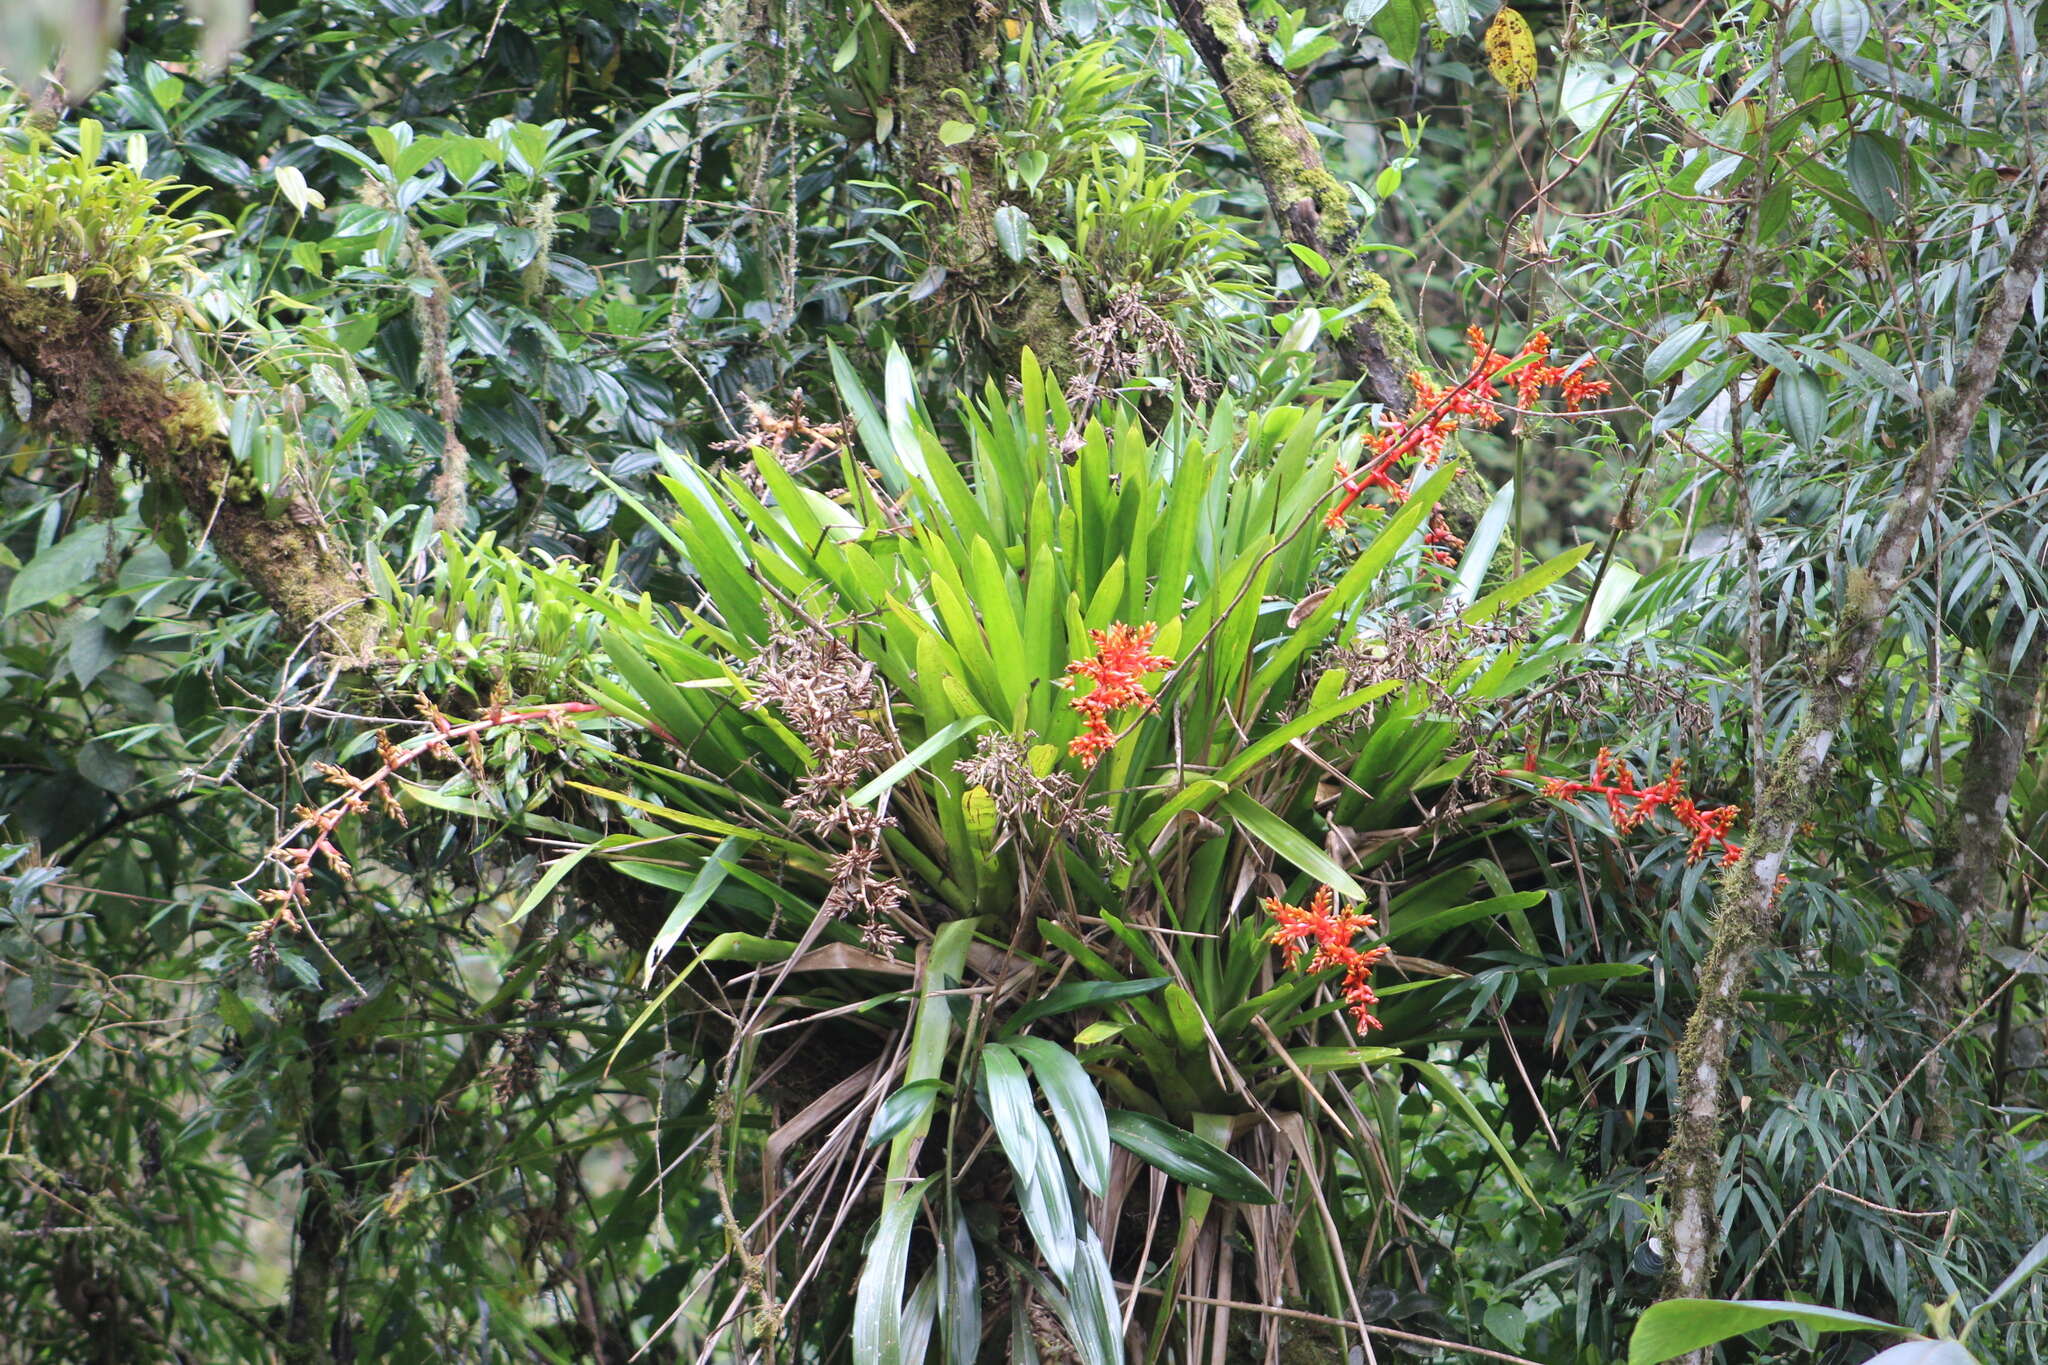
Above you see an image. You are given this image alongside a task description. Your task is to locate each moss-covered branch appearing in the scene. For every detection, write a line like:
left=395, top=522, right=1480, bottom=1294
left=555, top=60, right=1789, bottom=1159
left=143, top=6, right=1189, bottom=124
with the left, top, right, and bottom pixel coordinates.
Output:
left=0, top=280, right=380, bottom=658
left=1165, top=0, right=1421, bottom=409
left=1657, top=186, right=2048, bottom=1305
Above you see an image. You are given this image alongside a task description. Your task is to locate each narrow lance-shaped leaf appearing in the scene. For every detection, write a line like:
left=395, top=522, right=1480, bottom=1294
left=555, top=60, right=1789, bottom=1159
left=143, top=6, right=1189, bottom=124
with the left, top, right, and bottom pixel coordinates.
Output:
left=1105, top=1110, right=1274, bottom=1204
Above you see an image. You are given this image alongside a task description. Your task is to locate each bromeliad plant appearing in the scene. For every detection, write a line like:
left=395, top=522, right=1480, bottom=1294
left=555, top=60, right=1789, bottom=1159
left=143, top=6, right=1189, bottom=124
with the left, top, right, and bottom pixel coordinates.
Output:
left=413, top=344, right=1609, bottom=1360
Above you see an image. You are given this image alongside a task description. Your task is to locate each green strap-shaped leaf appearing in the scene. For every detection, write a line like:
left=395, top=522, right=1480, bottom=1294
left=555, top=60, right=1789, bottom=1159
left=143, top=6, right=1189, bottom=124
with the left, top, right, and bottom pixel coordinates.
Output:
left=1005, top=977, right=1169, bottom=1033
left=1628, top=1299, right=1901, bottom=1365
left=1385, top=1057, right=1538, bottom=1203
left=850, top=716, right=992, bottom=808
left=888, top=917, right=982, bottom=1183
left=641, top=835, right=741, bottom=984
left=1219, top=789, right=1366, bottom=900
left=1010, top=1037, right=1111, bottom=1198
left=851, top=1174, right=937, bottom=1365
left=1105, top=1110, right=1274, bottom=1204
left=1462, top=541, right=1593, bottom=625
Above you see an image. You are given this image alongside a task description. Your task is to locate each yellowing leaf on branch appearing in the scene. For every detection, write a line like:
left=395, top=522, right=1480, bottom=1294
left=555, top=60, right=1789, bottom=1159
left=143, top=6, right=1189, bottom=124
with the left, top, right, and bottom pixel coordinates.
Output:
left=1485, top=8, right=1538, bottom=94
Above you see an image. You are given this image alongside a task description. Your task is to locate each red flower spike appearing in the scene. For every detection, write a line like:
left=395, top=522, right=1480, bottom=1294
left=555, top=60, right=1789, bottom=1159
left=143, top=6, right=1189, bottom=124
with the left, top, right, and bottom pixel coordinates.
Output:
left=1064, top=622, right=1175, bottom=767
left=1538, top=749, right=1743, bottom=866
left=1327, top=330, right=1608, bottom=532
left=1267, top=886, right=1393, bottom=1033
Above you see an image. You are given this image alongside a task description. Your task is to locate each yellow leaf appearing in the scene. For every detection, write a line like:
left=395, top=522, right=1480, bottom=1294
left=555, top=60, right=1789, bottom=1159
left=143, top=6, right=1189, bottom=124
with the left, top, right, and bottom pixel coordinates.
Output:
left=962, top=784, right=998, bottom=842
left=1484, top=8, right=1537, bottom=94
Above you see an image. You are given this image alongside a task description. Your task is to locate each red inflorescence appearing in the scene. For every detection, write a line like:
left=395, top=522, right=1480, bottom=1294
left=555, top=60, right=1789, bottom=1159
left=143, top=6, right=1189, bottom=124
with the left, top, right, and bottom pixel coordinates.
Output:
left=1267, top=886, right=1393, bottom=1032
left=1539, top=747, right=1743, bottom=866
left=1325, top=327, right=1613, bottom=550
left=1064, top=621, right=1175, bottom=767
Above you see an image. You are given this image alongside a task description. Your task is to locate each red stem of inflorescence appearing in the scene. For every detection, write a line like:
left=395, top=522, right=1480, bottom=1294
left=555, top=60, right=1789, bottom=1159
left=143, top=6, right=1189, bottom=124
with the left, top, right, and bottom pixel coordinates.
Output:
left=1324, top=365, right=1495, bottom=528
left=1325, top=329, right=1612, bottom=553
left=260, top=700, right=606, bottom=919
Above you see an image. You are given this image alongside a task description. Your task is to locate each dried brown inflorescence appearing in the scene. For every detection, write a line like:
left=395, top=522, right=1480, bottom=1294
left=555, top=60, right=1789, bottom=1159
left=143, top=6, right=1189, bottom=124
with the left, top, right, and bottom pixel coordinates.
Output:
left=745, top=621, right=907, bottom=951
left=1064, top=289, right=1216, bottom=414
left=954, top=731, right=1122, bottom=861
left=714, top=392, right=849, bottom=488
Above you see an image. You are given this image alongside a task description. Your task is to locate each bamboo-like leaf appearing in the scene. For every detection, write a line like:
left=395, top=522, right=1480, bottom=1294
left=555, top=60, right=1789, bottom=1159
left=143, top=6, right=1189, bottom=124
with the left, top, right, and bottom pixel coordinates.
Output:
left=1965, top=1228, right=2048, bottom=1334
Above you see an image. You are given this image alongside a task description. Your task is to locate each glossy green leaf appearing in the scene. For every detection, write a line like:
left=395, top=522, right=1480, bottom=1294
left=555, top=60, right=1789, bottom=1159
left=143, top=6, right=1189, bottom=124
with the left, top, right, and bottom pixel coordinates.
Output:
left=851, top=1174, right=937, bottom=1365
left=1629, top=1299, right=1899, bottom=1365
left=1643, top=318, right=1712, bottom=383
left=983, top=1043, right=1075, bottom=1279
left=867, top=1079, right=950, bottom=1146
left=1011, top=1037, right=1111, bottom=1198
left=1007, top=978, right=1169, bottom=1033
left=1105, top=1110, right=1274, bottom=1204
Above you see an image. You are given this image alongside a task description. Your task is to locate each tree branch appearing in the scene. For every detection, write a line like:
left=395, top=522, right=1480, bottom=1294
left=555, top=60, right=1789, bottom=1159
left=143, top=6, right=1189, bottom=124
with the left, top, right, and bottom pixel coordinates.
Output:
left=1164, top=0, right=1423, bottom=409
left=1904, top=614, right=2046, bottom=1135
left=0, top=279, right=380, bottom=658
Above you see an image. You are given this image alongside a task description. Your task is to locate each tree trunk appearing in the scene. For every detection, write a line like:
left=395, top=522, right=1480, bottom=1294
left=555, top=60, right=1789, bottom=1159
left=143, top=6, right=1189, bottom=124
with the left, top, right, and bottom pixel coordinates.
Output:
left=886, top=1, right=1083, bottom=373
left=0, top=280, right=381, bottom=658
left=1164, top=0, right=1424, bottom=411
left=1656, top=187, right=2048, bottom=1306
left=1906, top=619, right=2046, bottom=1132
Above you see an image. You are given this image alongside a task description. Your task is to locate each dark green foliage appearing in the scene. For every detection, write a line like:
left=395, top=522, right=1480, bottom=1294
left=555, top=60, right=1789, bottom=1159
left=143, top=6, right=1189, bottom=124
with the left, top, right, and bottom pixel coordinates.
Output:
left=2, top=0, right=2046, bottom=1361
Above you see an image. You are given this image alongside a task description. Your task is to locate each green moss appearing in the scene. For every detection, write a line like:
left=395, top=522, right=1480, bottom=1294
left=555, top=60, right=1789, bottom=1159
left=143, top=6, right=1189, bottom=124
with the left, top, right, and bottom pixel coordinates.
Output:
left=1348, top=268, right=1421, bottom=374
left=0, top=270, right=382, bottom=657
left=1011, top=277, right=1078, bottom=378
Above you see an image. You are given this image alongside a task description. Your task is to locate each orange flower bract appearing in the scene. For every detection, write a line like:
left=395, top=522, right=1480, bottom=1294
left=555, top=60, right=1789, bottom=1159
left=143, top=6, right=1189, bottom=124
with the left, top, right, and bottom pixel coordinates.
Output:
left=1267, top=886, right=1393, bottom=1032
left=1064, top=622, right=1175, bottom=767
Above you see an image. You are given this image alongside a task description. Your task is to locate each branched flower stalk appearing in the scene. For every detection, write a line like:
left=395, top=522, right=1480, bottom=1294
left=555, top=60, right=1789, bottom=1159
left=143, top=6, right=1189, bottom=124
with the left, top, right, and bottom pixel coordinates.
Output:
left=252, top=699, right=604, bottom=973
left=1325, top=327, right=1612, bottom=552
left=746, top=622, right=908, bottom=950
left=1063, top=621, right=1175, bottom=767
left=1267, top=885, right=1393, bottom=1031
left=1539, top=747, right=1744, bottom=867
